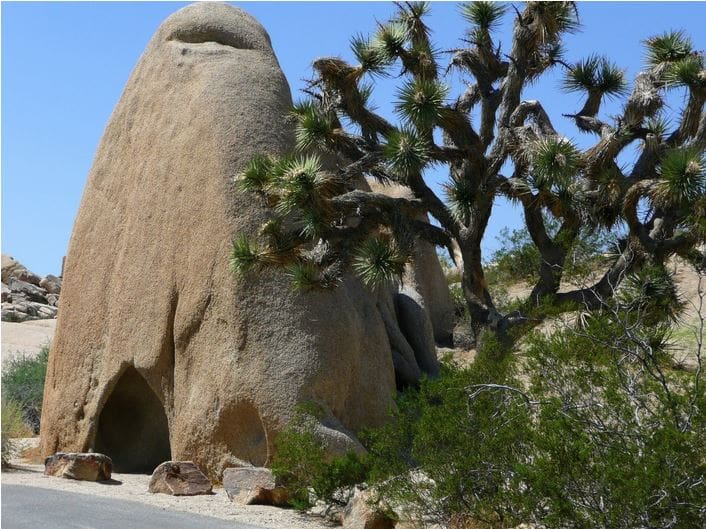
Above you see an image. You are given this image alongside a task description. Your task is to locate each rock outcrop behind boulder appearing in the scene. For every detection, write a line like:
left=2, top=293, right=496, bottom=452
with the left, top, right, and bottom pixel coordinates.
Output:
left=40, top=3, right=441, bottom=480
left=2, top=254, right=61, bottom=322
left=367, top=181, right=455, bottom=345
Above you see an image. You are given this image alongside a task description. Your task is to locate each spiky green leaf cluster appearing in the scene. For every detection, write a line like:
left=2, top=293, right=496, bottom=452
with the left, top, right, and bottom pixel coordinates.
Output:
left=394, top=1, right=432, bottom=46
left=664, top=54, right=706, bottom=88
left=260, top=217, right=290, bottom=251
left=239, top=155, right=275, bottom=193
left=299, top=209, right=329, bottom=239
left=291, top=101, right=336, bottom=152
left=563, top=55, right=627, bottom=97
left=527, top=1, right=580, bottom=45
left=589, top=166, right=624, bottom=229
left=230, top=234, right=261, bottom=275
left=288, top=258, right=343, bottom=291
left=353, top=236, right=407, bottom=286
left=350, top=34, right=392, bottom=74
left=383, top=128, right=430, bottom=177
left=288, top=262, right=323, bottom=291
left=653, top=148, right=706, bottom=207
left=444, top=177, right=475, bottom=223
left=395, top=78, right=448, bottom=129
left=618, top=265, right=685, bottom=325
left=373, top=22, right=409, bottom=62
left=460, top=2, right=506, bottom=31
left=645, top=115, right=671, bottom=140
left=644, top=30, right=693, bottom=67
left=274, top=155, right=339, bottom=216
left=529, top=137, right=582, bottom=190
left=396, top=1, right=431, bottom=23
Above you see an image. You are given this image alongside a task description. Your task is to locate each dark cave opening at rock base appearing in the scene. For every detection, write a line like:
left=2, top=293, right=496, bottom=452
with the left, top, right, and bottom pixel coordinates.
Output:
left=94, top=366, right=171, bottom=473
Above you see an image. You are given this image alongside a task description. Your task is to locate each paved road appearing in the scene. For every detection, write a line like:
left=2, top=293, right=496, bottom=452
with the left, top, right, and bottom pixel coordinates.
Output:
left=1, top=484, right=265, bottom=529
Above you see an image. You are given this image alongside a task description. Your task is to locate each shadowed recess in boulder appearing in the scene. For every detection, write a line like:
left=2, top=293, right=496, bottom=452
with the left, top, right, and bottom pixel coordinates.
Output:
left=215, top=401, right=268, bottom=467
left=94, top=367, right=171, bottom=473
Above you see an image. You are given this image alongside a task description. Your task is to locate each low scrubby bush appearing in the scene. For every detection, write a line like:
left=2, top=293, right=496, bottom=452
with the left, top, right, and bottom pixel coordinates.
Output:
left=1, top=397, right=31, bottom=466
left=364, top=345, right=533, bottom=528
left=1, top=344, right=49, bottom=434
left=273, top=281, right=705, bottom=528
left=362, top=284, right=706, bottom=528
left=271, top=404, right=369, bottom=510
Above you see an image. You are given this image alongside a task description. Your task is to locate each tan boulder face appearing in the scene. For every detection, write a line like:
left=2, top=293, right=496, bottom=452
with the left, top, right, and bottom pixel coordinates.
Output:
left=40, top=2, right=398, bottom=480
left=366, top=181, right=456, bottom=345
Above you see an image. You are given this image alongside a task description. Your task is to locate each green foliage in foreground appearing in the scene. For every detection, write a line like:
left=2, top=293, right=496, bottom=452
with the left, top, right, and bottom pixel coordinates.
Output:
left=1, top=398, right=30, bottom=467
left=375, top=314, right=704, bottom=528
left=1, top=344, right=49, bottom=434
left=275, top=299, right=705, bottom=527
left=271, top=404, right=369, bottom=510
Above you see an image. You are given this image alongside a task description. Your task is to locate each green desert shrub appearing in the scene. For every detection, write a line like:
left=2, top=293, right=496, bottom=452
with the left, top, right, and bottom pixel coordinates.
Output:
left=1, top=344, right=49, bottom=434
left=269, top=264, right=704, bottom=527
left=363, top=348, right=532, bottom=528
left=1, top=397, right=31, bottom=467
left=485, top=222, right=612, bottom=289
left=517, top=319, right=706, bottom=529
left=271, top=404, right=370, bottom=510
left=361, top=301, right=705, bottom=528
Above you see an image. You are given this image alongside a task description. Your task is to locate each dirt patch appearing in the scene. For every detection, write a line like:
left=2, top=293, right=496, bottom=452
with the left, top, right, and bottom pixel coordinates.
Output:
left=1, top=319, right=55, bottom=370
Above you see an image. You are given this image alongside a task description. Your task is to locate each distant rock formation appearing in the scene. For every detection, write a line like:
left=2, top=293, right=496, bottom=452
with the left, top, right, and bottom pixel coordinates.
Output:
left=1, top=254, right=60, bottom=322
left=40, top=2, right=447, bottom=479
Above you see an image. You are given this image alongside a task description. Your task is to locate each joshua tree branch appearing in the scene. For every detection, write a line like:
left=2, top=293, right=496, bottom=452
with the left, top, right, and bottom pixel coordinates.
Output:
left=510, top=100, right=557, bottom=135
left=669, top=89, right=706, bottom=145
left=407, top=171, right=462, bottom=239
left=331, top=189, right=426, bottom=216
left=555, top=241, right=639, bottom=309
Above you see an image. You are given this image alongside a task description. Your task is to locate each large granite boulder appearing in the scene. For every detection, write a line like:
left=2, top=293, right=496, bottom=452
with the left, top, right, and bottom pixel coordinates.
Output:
left=40, top=3, right=440, bottom=480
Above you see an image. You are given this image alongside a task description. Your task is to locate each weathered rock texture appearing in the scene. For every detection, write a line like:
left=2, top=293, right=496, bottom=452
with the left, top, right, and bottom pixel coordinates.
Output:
left=149, top=461, right=213, bottom=496
left=366, top=182, right=455, bottom=345
left=40, top=2, right=441, bottom=479
left=44, top=452, right=112, bottom=481
left=223, top=467, right=288, bottom=506
left=2, top=254, right=61, bottom=322
left=343, top=488, right=397, bottom=529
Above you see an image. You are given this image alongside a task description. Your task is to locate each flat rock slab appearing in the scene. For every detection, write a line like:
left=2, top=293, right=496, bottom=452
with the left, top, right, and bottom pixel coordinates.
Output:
left=44, top=452, right=112, bottom=481
left=149, top=461, right=213, bottom=496
left=223, top=467, right=289, bottom=506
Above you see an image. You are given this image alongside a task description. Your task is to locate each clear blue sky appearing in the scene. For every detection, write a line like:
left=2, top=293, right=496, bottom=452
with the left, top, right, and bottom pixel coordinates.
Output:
left=2, top=1, right=705, bottom=277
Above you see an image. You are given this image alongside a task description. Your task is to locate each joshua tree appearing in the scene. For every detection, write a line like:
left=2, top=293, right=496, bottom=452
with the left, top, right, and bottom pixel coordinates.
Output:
left=232, top=1, right=706, bottom=341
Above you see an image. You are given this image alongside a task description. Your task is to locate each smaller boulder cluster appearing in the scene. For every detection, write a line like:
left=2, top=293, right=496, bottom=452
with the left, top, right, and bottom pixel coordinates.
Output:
left=1, top=254, right=61, bottom=322
left=43, top=452, right=393, bottom=528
